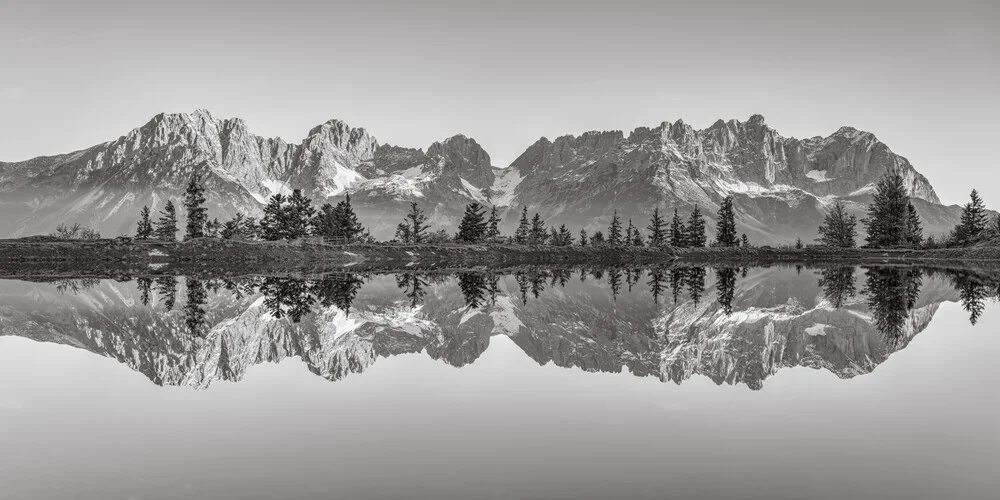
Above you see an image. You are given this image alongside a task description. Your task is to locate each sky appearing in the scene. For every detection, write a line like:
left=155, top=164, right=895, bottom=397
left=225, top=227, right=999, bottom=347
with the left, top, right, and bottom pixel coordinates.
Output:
left=0, top=0, right=997, bottom=206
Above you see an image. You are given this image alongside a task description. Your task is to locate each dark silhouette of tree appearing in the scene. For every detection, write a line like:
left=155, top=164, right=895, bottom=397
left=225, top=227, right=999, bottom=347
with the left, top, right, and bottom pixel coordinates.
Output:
left=670, top=208, right=687, bottom=247
left=457, top=273, right=489, bottom=308
left=647, top=269, right=667, bottom=303
left=795, top=238, right=804, bottom=249
left=221, top=212, right=248, bottom=239
left=529, top=213, right=547, bottom=244
left=405, top=202, right=429, bottom=243
left=183, top=174, right=208, bottom=240
left=154, top=276, right=177, bottom=311
left=456, top=202, right=488, bottom=243
left=259, top=194, right=288, bottom=240
left=396, top=273, right=429, bottom=307
left=631, top=226, right=644, bottom=246
left=314, top=193, right=365, bottom=243
left=686, top=267, right=706, bottom=304
left=313, top=274, right=365, bottom=316
left=740, top=233, right=750, bottom=248
left=515, top=272, right=531, bottom=305
left=204, top=218, right=221, bottom=238
left=286, top=189, right=315, bottom=239
left=513, top=206, right=531, bottom=244
left=184, top=278, right=208, bottom=336
left=817, top=200, right=857, bottom=248
left=154, top=201, right=178, bottom=241
left=949, top=271, right=992, bottom=325
left=715, top=196, right=738, bottom=247
left=608, top=268, right=623, bottom=299
left=608, top=211, right=623, bottom=246
left=259, top=278, right=316, bottom=323
left=394, top=221, right=412, bottom=242
left=135, top=206, right=153, bottom=240
left=137, top=277, right=153, bottom=306
left=529, top=271, right=547, bottom=299
left=954, top=189, right=990, bottom=244
left=715, top=267, right=737, bottom=314
left=818, top=267, right=857, bottom=309
left=863, top=267, right=922, bottom=347
left=591, top=230, right=605, bottom=246
left=905, top=202, right=923, bottom=247
left=686, top=205, right=707, bottom=247
left=864, top=170, right=911, bottom=248
left=670, top=267, right=685, bottom=303
left=647, top=207, right=668, bottom=247
left=578, top=229, right=589, bottom=246
left=486, top=205, right=502, bottom=242
left=625, top=219, right=637, bottom=246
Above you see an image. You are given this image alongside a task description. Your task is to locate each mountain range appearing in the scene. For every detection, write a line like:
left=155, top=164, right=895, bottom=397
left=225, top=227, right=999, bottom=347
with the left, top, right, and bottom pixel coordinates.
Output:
left=0, top=268, right=957, bottom=390
left=0, top=110, right=968, bottom=242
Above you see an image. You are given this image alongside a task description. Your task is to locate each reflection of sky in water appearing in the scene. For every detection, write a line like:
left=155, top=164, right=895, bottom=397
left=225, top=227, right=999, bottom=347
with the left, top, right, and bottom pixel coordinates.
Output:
left=0, top=267, right=997, bottom=499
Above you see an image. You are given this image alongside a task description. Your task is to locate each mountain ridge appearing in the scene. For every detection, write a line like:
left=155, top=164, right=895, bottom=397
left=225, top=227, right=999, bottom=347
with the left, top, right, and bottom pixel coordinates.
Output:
left=0, top=110, right=962, bottom=242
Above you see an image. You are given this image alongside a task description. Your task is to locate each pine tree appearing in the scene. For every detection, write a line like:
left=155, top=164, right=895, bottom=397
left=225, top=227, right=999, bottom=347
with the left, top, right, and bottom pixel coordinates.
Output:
left=591, top=230, right=605, bottom=246
left=905, top=202, right=923, bottom=247
left=632, top=227, right=644, bottom=246
left=686, top=205, right=706, bottom=247
left=394, top=221, right=412, bottom=243
left=625, top=219, right=637, bottom=246
left=204, top=218, right=221, bottom=238
left=740, top=233, right=750, bottom=248
left=259, top=194, right=287, bottom=241
left=548, top=227, right=559, bottom=245
left=183, top=174, right=208, bottom=240
left=715, top=196, right=738, bottom=247
left=514, top=206, right=530, bottom=244
left=135, top=205, right=153, bottom=240
left=285, top=189, right=315, bottom=239
left=817, top=200, right=858, bottom=248
left=221, top=213, right=246, bottom=240
left=795, top=237, right=804, bottom=249
left=329, top=193, right=365, bottom=242
left=154, top=200, right=178, bottom=241
left=406, top=202, right=429, bottom=243
left=670, top=208, right=687, bottom=247
left=556, top=224, right=574, bottom=246
left=646, top=207, right=667, bottom=247
left=456, top=202, right=488, bottom=243
left=608, top=211, right=623, bottom=246
left=529, top=213, right=547, bottom=244
left=955, top=189, right=989, bottom=243
left=486, top=205, right=501, bottom=242
left=578, top=229, right=589, bottom=246
left=863, top=170, right=910, bottom=248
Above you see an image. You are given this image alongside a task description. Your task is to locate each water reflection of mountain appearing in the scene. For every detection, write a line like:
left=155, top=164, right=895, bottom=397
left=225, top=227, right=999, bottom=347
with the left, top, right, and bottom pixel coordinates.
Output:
left=0, top=267, right=995, bottom=390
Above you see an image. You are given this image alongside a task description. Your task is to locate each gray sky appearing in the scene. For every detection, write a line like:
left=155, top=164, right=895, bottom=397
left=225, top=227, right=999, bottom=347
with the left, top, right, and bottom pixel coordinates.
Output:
left=1, top=0, right=997, bottom=206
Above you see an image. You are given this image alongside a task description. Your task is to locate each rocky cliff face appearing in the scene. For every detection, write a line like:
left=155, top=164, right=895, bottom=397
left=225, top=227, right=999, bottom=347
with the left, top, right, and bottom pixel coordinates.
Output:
left=0, top=110, right=960, bottom=241
left=0, top=268, right=963, bottom=389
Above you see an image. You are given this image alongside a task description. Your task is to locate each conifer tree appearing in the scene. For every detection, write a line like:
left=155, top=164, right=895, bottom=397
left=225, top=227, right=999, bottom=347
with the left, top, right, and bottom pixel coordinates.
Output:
left=646, top=207, right=667, bottom=247
left=456, top=202, right=488, bottom=243
left=405, top=202, right=429, bottom=243
left=670, top=208, right=687, bottom=247
left=514, top=206, right=531, bottom=244
left=183, top=174, right=208, bottom=240
left=591, top=230, right=605, bottom=246
left=632, top=227, right=644, bottom=246
left=579, top=229, right=589, bottom=246
left=740, top=233, right=750, bottom=248
left=906, top=202, right=923, bottom=247
left=286, top=189, right=315, bottom=239
left=548, top=227, right=559, bottom=245
left=204, top=218, right=221, bottom=238
left=556, top=224, right=574, bottom=246
left=796, top=237, right=804, bottom=249
left=154, top=200, right=178, bottom=241
left=608, top=211, right=623, bottom=246
left=863, top=170, right=910, bottom=248
left=486, top=205, right=501, bottom=242
left=135, top=205, right=153, bottom=240
left=686, top=205, right=707, bottom=247
left=715, top=196, right=738, bottom=247
left=955, top=189, right=989, bottom=243
left=529, top=213, right=547, bottom=244
left=394, top=221, right=412, bottom=243
left=625, top=219, right=637, bottom=246
left=817, top=200, right=858, bottom=248
left=259, top=194, right=287, bottom=241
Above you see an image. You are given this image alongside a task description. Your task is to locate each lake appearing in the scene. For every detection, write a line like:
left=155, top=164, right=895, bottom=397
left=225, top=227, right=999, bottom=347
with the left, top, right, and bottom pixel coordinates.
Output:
left=1, top=266, right=997, bottom=499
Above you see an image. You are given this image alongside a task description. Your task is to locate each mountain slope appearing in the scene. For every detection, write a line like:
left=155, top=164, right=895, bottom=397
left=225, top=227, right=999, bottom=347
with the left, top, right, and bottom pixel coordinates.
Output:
left=0, top=111, right=966, bottom=242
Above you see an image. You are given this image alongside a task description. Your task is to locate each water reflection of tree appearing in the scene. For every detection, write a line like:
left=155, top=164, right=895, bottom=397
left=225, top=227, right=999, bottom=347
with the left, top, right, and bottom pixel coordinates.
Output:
left=254, top=274, right=365, bottom=323
left=458, top=273, right=489, bottom=308
left=714, top=267, right=737, bottom=315
left=396, top=273, right=429, bottom=307
left=608, top=269, right=623, bottom=299
left=670, top=268, right=686, bottom=303
left=137, top=277, right=153, bottom=306
left=184, top=278, right=208, bottom=335
left=53, top=278, right=100, bottom=295
left=946, top=271, right=995, bottom=325
left=155, top=277, right=177, bottom=312
left=686, top=267, right=706, bottom=305
left=313, top=274, right=365, bottom=315
left=863, top=267, right=923, bottom=347
left=818, top=267, right=857, bottom=309
left=647, top=269, right=667, bottom=304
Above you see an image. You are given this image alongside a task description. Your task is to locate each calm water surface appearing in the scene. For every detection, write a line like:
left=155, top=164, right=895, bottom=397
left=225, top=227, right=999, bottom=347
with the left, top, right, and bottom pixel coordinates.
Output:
left=1, top=266, right=997, bottom=499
